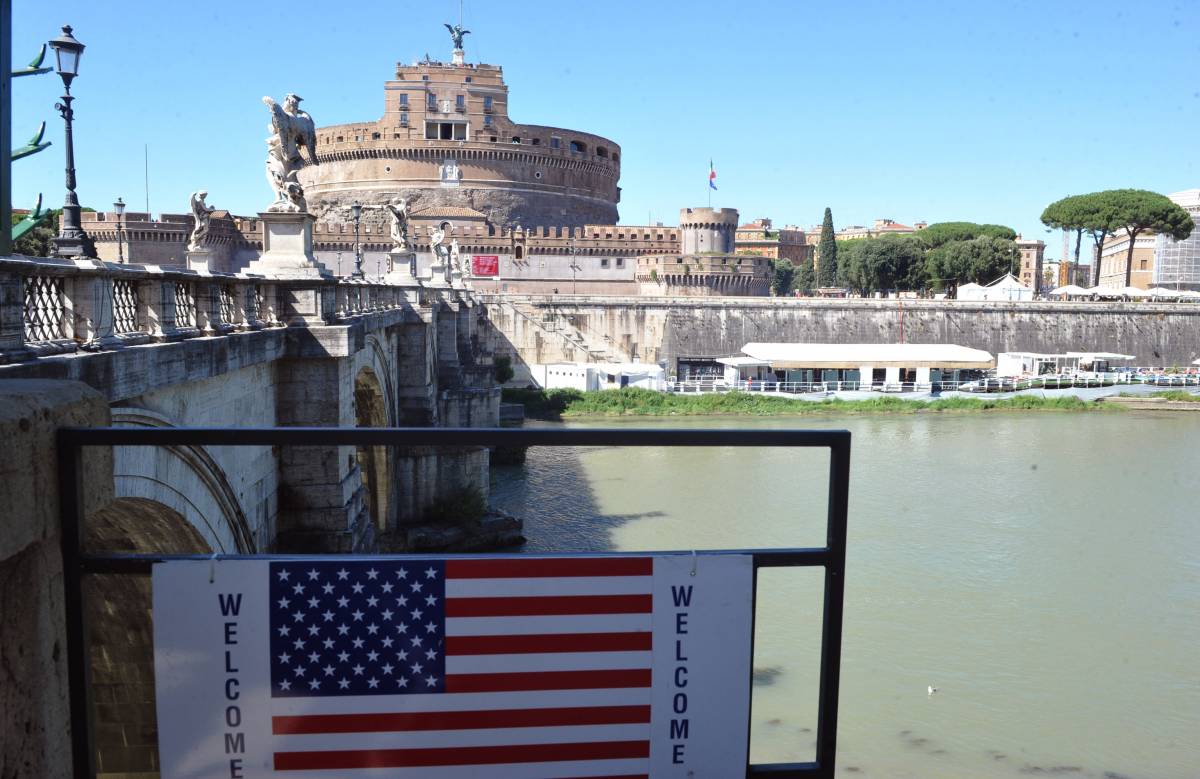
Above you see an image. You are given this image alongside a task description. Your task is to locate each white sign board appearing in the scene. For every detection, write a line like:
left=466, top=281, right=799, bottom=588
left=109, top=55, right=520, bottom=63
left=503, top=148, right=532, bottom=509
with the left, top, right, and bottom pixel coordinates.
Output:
left=153, top=554, right=753, bottom=778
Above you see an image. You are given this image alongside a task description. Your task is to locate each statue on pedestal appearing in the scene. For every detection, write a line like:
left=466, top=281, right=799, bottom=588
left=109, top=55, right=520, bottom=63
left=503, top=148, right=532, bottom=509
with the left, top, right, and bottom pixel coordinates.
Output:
left=444, top=23, right=470, bottom=50
left=187, top=191, right=215, bottom=252
left=263, top=93, right=318, bottom=212
left=386, top=199, right=409, bottom=251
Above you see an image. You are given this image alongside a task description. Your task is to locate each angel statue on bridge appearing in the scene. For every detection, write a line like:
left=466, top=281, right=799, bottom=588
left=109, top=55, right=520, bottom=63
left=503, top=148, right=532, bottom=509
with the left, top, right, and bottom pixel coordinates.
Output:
left=262, top=93, right=319, bottom=212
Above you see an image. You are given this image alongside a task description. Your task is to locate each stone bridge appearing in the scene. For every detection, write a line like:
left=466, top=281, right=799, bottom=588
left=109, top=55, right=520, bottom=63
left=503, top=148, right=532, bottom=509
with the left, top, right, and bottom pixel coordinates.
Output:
left=0, top=255, right=501, bottom=777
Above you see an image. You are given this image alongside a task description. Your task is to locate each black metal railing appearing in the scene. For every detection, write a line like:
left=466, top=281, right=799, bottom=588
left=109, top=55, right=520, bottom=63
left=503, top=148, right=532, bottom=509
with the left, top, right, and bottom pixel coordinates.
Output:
left=58, top=426, right=851, bottom=778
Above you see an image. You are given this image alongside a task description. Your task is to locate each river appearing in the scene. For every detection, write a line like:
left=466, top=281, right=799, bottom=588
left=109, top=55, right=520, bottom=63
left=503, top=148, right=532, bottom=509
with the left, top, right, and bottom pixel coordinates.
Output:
left=489, top=411, right=1200, bottom=779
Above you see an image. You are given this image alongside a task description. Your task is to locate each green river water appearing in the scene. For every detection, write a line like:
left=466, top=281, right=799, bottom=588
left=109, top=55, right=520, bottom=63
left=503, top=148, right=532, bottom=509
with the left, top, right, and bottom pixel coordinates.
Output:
left=488, top=411, right=1200, bottom=779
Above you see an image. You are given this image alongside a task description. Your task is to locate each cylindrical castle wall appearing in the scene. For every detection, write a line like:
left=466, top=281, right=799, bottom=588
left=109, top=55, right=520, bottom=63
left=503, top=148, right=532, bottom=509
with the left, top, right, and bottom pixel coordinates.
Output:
left=679, top=207, right=739, bottom=254
left=297, top=139, right=620, bottom=229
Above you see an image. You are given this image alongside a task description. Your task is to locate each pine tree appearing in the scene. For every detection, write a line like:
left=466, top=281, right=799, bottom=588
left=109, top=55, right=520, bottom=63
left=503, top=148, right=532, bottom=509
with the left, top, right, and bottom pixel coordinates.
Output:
left=816, top=207, right=838, bottom=287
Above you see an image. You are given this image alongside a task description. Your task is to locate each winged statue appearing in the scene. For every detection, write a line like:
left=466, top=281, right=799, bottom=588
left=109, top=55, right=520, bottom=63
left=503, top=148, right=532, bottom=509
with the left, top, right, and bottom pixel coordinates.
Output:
left=263, top=93, right=319, bottom=212
left=444, top=23, right=470, bottom=50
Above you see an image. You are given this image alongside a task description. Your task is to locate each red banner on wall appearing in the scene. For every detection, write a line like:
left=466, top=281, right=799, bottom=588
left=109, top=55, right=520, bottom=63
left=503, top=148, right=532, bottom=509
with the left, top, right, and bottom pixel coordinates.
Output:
left=471, top=255, right=499, bottom=277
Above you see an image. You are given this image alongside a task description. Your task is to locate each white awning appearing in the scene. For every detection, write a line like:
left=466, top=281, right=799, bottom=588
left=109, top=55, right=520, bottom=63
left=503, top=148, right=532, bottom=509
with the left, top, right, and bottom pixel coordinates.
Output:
left=740, top=343, right=995, bottom=369
left=716, top=356, right=770, bottom=368
left=1065, top=352, right=1137, bottom=362
left=1051, top=285, right=1090, bottom=295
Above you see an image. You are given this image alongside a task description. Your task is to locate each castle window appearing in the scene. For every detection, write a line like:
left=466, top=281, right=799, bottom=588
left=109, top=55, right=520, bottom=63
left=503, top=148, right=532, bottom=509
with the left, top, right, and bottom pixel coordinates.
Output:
left=336, top=136, right=344, bottom=142
left=421, top=75, right=429, bottom=81
left=511, top=137, right=521, bottom=144
left=570, top=140, right=586, bottom=154
left=399, top=93, right=408, bottom=107
left=596, top=146, right=609, bottom=158
left=490, top=136, right=497, bottom=142
left=483, top=95, right=493, bottom=112
left=371, top=132, right=380, bottom=140
left=616, top=258, right=625, bottom=268
left=601, top=259, right=609, bottom=268
left=427, top=93, right=437, bottom=110
left=550, top=136, right=561, bottom=149
left=456, top=94, right=465, bottom=112
left=612, top=153, right=619, bottom=163
left=515, top=245, right=524, bottom=260
left=400, top=112, right=408, bottom=126
left=484, top=115, right=493, bottom=127
left=465, top=76, right=472, bottom=83
left=531, top=138, right=540, bottom=146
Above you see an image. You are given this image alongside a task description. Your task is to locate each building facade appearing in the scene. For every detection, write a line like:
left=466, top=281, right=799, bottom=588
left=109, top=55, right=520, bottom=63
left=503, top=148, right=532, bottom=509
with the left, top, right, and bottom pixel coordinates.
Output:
left=1153, top=189, right=1200, bottom=290
left=734, top=218, right=812, bottom=264
left=1015, top=236, right=1046, bottom=293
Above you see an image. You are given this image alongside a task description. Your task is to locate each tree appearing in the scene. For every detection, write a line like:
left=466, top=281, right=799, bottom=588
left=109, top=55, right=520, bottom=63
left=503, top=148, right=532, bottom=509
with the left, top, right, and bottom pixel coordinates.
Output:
left=1040, top=195, right=1089, bottom=282
left=913, top=221, right=1016, bottom=249
left=815, top=207, right=838, bottom=287
left=1106, top=189, right=1194, bottom=286
left=839, top=235, right=926, bottom=295
left=771, top=258, right=796, bottom=296
left=794, top=257, right=815, bottom=295
left=11, top=211, right=59, bottom=257
left=927, top=236, right=1018, bottom=291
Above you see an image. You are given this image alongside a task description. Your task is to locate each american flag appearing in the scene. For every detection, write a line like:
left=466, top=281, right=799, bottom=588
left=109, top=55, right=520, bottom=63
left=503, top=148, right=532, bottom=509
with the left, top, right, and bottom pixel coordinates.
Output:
left=267, top=558, right=654, bottom=775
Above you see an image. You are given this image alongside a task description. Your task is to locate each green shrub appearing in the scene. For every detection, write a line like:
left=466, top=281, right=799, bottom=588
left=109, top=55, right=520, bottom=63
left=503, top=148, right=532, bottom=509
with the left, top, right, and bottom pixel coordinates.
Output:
left=494, top=355, right=515, bottom=385
left=425, top=487, right=488, bottom=524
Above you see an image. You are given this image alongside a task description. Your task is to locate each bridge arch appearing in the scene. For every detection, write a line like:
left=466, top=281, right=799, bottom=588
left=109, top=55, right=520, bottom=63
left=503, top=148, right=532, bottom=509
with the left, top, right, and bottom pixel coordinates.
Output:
left=354, top=366, right=393, bottom=531
left=85, top=497, right=211, bottom=777
left=111, top=407, right=257, bottom=553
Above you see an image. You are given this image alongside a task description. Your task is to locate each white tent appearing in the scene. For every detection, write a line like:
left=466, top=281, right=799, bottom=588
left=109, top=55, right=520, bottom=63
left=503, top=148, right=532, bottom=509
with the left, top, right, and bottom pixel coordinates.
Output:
left=957, top=274, right=1032, bottom=302
left=1050, top=285, right=1090, bottom=296
left=1117, top=286, right=1150, bottom=298
left=955, top=282, right=986, bottom=300
left=1147, top=287, right=1180, bottom=297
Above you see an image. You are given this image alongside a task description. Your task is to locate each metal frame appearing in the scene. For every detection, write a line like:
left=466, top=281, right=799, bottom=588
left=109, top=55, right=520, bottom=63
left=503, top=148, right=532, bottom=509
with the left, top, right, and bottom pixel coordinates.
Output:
left=59, top=426, right=851, bottom=778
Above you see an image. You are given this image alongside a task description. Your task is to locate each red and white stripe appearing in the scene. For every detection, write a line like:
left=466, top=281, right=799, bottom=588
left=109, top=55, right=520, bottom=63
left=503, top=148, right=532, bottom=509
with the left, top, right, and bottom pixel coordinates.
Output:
left=271, top=557, right=653, bottom=777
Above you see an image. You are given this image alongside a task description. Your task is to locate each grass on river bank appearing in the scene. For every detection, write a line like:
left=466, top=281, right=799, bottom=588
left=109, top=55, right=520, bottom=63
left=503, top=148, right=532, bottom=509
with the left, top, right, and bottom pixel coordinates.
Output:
left=502, top=387, right=1109, bottom=419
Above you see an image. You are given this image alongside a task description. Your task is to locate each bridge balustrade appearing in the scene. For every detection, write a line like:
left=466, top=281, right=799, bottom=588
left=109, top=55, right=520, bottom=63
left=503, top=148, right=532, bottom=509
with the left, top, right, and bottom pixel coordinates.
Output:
left=0, top=255, right=448, bottom=364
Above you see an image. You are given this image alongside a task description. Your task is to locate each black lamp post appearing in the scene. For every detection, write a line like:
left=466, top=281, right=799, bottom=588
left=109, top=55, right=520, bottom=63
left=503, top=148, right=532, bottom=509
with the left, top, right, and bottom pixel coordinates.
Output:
left=113, top=197, right=125, bottom=262
left=49, top=25, right=91, bottom=258
left=351, top=200, right=364, bottom=278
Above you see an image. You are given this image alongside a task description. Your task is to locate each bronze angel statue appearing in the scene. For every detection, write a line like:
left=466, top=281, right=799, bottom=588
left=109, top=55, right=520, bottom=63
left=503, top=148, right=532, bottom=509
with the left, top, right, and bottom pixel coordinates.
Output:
left=444, top=23, right=470, bottom=50
left=262, top=93, right=318, bottom=212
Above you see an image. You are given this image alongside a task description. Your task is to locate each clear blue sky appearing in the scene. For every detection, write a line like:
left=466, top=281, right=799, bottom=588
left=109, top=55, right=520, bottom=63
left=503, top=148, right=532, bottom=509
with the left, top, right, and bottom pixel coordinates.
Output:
left=11, top=0, right=1199, bottom=258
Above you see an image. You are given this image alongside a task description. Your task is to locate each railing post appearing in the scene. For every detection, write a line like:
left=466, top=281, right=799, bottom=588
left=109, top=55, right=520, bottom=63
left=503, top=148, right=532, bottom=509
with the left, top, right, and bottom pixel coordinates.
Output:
left=193, top=278, right=219, bottom=335
left=0, top=266, right=30, bottom=361
left=65, top=268, right=114, bottom=347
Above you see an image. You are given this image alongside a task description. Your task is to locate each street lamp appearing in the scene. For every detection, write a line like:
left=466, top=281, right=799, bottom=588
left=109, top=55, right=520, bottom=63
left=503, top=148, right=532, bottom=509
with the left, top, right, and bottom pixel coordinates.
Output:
left=49, top=25, right=91, bottom=258
left=113, top=197, right=125, bottom=262
left=351, top=201, right=364, bottom=278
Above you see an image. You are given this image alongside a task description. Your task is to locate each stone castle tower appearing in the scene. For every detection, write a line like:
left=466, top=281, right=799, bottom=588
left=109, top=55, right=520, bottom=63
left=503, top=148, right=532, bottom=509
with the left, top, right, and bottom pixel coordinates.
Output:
left=679, top=207, right=739, bottom=254
left=296, top=38, right=621, bottom=229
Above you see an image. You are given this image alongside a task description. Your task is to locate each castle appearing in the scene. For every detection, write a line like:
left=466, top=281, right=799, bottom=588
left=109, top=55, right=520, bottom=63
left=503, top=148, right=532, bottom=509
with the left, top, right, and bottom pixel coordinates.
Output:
left=81, top=32, right=770, bottom=297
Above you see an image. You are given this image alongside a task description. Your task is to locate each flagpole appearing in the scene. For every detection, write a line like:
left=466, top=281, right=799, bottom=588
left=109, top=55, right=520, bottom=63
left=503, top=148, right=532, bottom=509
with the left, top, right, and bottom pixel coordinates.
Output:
left=707, top=159, right=711, bottom=208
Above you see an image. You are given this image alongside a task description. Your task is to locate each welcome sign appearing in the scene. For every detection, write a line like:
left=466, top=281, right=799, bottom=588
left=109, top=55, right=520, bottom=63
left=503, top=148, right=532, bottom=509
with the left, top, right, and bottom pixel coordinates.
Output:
left=152, top=554, right=754, bottom=778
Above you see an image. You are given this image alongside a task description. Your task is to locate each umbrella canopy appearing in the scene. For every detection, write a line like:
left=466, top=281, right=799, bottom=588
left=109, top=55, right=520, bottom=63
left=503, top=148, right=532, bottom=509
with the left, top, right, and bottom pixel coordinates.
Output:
left=1118, top=286, right=1150, bottom=297
left=1146, top=287, right=1179, bottom=297
left=1050, top=285, right=1090, bottom=295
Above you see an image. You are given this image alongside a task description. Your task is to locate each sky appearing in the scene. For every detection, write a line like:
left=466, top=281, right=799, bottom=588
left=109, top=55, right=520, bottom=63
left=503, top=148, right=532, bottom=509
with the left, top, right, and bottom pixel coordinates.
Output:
left=10, top=0, right=1200, bottom=260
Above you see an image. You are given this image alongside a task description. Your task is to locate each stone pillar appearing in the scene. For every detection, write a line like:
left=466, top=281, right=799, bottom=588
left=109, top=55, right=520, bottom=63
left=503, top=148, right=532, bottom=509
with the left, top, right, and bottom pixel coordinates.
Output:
left=0, top=381, right=112, bottom=779
left=274, top=358, right=374, bottom=553
left=0, top=269, right=29, bottom=363
left=185, top=248, right=213, bottom=273
left=244, top=212, right=331, bottom=279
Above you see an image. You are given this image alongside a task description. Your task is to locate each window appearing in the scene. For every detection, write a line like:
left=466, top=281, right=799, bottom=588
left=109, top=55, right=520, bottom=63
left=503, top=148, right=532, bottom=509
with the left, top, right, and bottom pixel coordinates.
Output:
left=612, top=153, right=619, bottom=163
left=465, top=76, right=472, bottom=83
left=512, top=137, right=521, bottom=144
left=371, top=132, right=380, bottom=140
left=427, top=121, right=467, bottom=140
left=616, top=258, right=624, bottom=268
left=515, top=245, right=524, bottom=260
left=456, top=94, right=465, bottom=111
left=425, top=123, right=438, bottom=140
left=601, top=258, right=610, bottom=268
left=427, top=93, right=437, bottom=110
left=421, top=75, right=429, bottom=81
left=400, top=112, right=408, bottom=126
left=570, top=140, right=586, bottom=153
left=483, top=95, right=493, bottom=111
left=484, top=115, right=493, bottom=127
left=550, top=136, right=561, bottom=149
left=490, top=136, right=497, bottom=142
left=531, top=138, right=540, bottom=146
left=336, top=136, right=343, bottom=142
left=596, top=146, right=609, bottom=158
left=399, top=93, right=408, bottom=107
